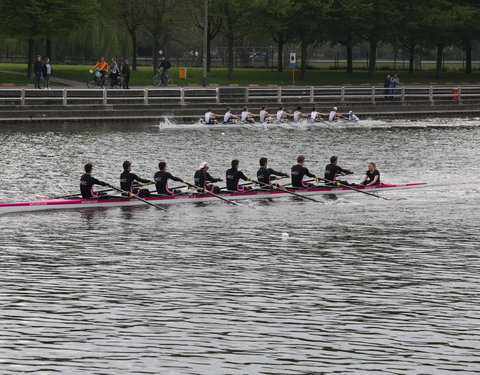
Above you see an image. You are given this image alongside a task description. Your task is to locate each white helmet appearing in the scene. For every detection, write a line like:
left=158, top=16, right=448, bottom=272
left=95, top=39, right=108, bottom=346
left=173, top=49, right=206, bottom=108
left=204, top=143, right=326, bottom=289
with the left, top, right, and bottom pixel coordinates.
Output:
left=348, top=111, right=353, bottom=115
left=333, top=107, right=338, bottom=111
left=199, top=161, right=209, bottom=169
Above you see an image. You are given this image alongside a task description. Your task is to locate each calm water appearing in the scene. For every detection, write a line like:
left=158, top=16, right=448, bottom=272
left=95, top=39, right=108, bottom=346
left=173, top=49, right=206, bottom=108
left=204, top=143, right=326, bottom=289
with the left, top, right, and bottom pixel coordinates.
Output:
left=1, top=118, right=480, bottom=374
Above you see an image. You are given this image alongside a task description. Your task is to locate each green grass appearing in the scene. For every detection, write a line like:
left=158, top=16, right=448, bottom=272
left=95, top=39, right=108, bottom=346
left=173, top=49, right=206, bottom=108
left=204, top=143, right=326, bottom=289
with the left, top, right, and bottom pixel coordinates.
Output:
left=2, top=63, right=480, bottom=86
left=0, top=71, right=34, bottom=85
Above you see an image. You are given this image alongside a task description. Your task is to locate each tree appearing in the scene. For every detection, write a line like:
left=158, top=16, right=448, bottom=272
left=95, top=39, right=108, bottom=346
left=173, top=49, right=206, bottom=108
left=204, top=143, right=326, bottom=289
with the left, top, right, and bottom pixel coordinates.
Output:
left=452, top=1, right=480, bottom=74
left=324, top=0, right=367, bottom=74
left=117, top=0, right=144, bottom=70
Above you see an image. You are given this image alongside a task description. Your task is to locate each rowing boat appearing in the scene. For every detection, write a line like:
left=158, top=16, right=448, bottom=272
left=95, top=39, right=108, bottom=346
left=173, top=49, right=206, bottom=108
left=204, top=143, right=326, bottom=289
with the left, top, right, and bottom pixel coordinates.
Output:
left=157, top=118, right=386, bottom=130
left=0, top=182, right=426, bottom=215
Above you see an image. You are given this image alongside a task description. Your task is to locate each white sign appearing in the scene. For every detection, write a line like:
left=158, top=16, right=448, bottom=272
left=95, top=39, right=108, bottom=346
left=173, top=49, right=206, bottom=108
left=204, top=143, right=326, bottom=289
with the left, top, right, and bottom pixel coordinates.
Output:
left=289, top=53, right=296, bottom=67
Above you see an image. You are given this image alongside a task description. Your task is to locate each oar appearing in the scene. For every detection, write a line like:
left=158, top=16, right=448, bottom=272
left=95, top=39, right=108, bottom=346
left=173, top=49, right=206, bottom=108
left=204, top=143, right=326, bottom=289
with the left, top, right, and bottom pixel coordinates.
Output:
left=251, top=179, right=322, bottom=203
left=110, top=186, right=167, bottom=211
left=316, top=177, right=397, bottom=201
left=38, top=182, right=154, bottom=200
left=182, top=181, right=243, bottom=206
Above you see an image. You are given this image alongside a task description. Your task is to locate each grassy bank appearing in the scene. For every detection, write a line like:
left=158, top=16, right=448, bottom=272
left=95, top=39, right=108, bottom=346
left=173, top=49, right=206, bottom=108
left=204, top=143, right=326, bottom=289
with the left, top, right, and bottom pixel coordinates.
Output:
left=2, top=63, right=480, bottom=86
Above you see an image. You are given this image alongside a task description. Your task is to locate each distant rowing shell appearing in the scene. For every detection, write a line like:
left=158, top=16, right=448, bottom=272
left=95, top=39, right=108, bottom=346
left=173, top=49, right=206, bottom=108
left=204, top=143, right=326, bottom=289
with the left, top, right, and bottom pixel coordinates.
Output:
left=0, top=182, right=427, bottom=215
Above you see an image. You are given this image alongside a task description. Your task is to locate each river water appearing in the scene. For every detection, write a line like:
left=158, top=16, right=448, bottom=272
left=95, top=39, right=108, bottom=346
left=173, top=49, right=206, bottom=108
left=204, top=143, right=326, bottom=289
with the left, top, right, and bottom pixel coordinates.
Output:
left=1, top=118, right=479, bottom=374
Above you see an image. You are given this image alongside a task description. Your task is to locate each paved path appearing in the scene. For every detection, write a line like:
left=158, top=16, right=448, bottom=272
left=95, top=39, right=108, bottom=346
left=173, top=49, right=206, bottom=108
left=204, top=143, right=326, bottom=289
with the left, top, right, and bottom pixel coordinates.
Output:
left=0, top=70, right=82, bottom=87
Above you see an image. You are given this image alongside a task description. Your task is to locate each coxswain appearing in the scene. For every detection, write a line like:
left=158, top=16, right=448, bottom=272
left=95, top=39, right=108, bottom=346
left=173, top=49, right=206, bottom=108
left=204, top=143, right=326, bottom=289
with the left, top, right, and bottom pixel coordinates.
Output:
left=120, top=161, right=154, bottom=197
left=276, top=106, right=292, bottom=122
left=328, top=107, right=339, bottom=121
left=223, top=107, right=239, bottom=124
left=80, top=163, right=112, bottom=199
left=241, top=107, right=256, bottom=124
left=293, top=106, right=305, bottom=123
left=324, top=155, right=354, bottom=185
left=194, top=162, right=223, bottom=194
left=204, top=108, right=220, bottom=124
left=360, top=162, right=380, bottom=186
left=291, top=155, right=318, bottom=188
left=226, top=159, right=252, bottom=191
left=154, top=161, right=185, bottom=195
left=348, top=110, right=360, bottom=122
left=257, top=157, right=289, bottom=187
left=259, top=106, right=273, bottom=123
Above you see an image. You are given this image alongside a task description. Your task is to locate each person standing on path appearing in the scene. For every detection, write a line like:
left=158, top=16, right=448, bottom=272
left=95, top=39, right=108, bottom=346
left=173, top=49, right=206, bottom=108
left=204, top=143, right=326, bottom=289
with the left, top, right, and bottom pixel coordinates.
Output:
left=159, top=56, right=171, bottom=84
left=389, top=73, right=400, bottom=101
left=33, top=55, right=43, bottom=89
left=122, top=60, right=130, bottom=89
left=384, top=73, right=391, bottom=101
left=42, top=58, right=52, bottom=89
left=109, top=57, right=120, bottom=88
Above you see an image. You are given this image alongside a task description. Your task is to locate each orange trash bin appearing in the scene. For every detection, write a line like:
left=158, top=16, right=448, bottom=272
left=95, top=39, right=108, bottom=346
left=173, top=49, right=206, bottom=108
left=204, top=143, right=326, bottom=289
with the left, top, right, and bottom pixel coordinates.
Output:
left=179, top=67, right=187, bottom=80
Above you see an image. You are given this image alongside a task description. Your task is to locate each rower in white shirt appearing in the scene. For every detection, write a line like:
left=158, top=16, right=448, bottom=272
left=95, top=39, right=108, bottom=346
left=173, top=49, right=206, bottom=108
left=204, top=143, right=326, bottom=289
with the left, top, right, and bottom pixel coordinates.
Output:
left=310, top=107, right=327, bottom=122
left=328, top=107, right=339, bottom=122
left=240, top=106, right=256, bottom=124
left=259, top=106, right=273, bottom=123
left=223, top=107, right=239, bottom=124
left=204, top=108, right=220, bottom=124
left=276, top=106, right=292, bottom=122
left=293, top=106, right=305, bottom=123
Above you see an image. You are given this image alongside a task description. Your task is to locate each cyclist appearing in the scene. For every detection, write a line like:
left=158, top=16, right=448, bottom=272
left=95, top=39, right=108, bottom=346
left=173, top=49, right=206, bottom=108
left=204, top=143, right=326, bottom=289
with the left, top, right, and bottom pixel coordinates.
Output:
left=92, top=57, right=109, bottom=85
left=158, top=56, right=172, bottom=84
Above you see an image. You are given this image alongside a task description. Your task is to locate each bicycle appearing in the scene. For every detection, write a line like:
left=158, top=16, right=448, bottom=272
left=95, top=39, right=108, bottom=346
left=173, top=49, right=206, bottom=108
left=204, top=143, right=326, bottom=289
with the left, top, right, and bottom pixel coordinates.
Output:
left=87, top=69, right=108, bottom=88
left=152, top=70, right=173, bottom=86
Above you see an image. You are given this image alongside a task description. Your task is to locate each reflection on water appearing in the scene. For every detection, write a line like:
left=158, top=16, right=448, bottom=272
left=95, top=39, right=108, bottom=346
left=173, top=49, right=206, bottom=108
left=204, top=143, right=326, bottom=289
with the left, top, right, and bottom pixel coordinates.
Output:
left=0, top=119, right=480, bottom=374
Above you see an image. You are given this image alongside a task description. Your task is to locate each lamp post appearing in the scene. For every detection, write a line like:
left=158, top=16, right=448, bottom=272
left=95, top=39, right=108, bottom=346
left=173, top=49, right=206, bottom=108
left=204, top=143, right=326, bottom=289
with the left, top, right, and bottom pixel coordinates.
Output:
left=202, top=0, right=208, bottom=87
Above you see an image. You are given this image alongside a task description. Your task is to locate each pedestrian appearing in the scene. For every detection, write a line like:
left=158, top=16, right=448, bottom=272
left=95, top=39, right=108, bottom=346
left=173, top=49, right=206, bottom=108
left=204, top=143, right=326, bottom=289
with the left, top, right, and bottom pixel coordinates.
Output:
left=109, top=57, right=120, bottom=88
left=384, top=73, right=391, bottom=101
left=42, top=57, right=52, bottom=89
left=33, top=55, right=43, bottom=89
left=389, top=73, right=400, bottom=101
left=122, top=59, right=130, bottom=89
left=159, top=56, right=171, bottom=84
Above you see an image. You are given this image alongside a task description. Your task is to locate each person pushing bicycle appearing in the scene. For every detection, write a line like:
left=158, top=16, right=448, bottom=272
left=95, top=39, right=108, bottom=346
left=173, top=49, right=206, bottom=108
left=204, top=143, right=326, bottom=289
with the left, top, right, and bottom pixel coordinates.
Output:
left=158, top=56, right=171, bottom=84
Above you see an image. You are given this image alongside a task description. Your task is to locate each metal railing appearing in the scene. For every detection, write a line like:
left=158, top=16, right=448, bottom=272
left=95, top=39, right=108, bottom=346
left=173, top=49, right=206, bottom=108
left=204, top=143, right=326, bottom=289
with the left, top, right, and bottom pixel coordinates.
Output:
left=0, top=85, right=478, bottom=106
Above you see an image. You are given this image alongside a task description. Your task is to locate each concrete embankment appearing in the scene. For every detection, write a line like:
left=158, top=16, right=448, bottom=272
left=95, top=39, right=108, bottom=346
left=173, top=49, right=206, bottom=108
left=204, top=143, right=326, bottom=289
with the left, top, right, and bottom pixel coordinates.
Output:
left=1, top=86, right=479, bottom=124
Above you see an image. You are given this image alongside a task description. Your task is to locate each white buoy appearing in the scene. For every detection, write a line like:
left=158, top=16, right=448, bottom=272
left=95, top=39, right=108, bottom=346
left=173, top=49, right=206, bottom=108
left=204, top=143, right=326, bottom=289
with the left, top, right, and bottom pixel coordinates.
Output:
left=281, top=232, right=289, bottom=240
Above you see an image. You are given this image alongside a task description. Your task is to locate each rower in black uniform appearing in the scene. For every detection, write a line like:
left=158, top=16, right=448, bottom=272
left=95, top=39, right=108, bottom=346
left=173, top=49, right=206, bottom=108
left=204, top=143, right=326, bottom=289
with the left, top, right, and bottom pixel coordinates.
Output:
left=291, top=155, right=318, bottom=188
left=194, top=161, right=223, bottom=194
left=257, top=157, right=289, bottom=187
left=154, top=161, right=185, bottom=195
left=226, top=159, right=252, bottom=191
left=360, top=162, right=380, bottom=186
left=324, top=155, right=354, bottom=185
left=120, top=160, right=154, bottom=197
left=80, top=163, right=111, bottom=198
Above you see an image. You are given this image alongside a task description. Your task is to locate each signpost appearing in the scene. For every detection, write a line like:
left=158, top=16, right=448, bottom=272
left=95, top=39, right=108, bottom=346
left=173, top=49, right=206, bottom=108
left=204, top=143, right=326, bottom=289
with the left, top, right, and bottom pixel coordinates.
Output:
left=290, top=53, right=296, bottom=85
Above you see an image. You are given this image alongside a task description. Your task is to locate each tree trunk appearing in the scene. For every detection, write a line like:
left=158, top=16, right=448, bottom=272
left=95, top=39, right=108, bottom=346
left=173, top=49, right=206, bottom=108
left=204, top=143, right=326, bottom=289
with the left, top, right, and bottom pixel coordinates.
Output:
left=346, top=43, right=353, bottom=74
left=46, top=39, right=52, bottom=59
left=131, top=31, right=137, bottom=71
left=152, top=37, right=159, bottom=74
left=435, top=43, right=443, bottom=78
left=300, top=37, right=307, bottom=82
left=465, top=38, right=472, bottom=74
left=227, top=32, right=234, bottom=80
left=368, top=39, right=377, bottom=78
left=277, top=40, right=284, bottom=72
left=207, top=33, right=212, bottom=72
left=408, top=43, right=415, bottom=73
left=27, top=38, right=34, bottom=79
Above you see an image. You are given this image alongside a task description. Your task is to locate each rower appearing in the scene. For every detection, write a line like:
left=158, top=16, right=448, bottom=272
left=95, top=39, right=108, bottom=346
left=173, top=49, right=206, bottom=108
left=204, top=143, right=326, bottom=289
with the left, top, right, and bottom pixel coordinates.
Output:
left=257, top=157, right=289, bottom=187
left=259, top=106, right=273, bottom=123
left=80, top=163, right=112, bottom=199
left=241, top=107, right=256, bottom=124
left=120, top=160, right=154, bottom=197
left=291, top=155, right=318, bottom=188
left=204, top=108, right=220, bottom=124
left=348, top=110, right=360, bottom=122
left=324, top=155, right=354, bottom=185
left=293, top=106, right=304, bottom=123
left=223, top=107, right=239, bottom=124
left=360, top=162, right=380, bottom=186
left=311, top=107, right=326, bottom=122
left=154, top=161, right=185, bottom=195
left=194, top=161, right=223, bottom=194
left=328, top=107, right=339, bottom=121
left=226, top=159, right=252, bottom=191
left=276, top=106, right=292, bottom=122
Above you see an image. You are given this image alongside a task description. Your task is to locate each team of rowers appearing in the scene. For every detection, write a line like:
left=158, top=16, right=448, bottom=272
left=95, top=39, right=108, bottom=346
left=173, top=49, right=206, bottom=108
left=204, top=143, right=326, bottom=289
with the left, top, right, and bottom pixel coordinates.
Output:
left=80, top=156, right=380, bottom=199
left=204, top=106, right=360, bottom=124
